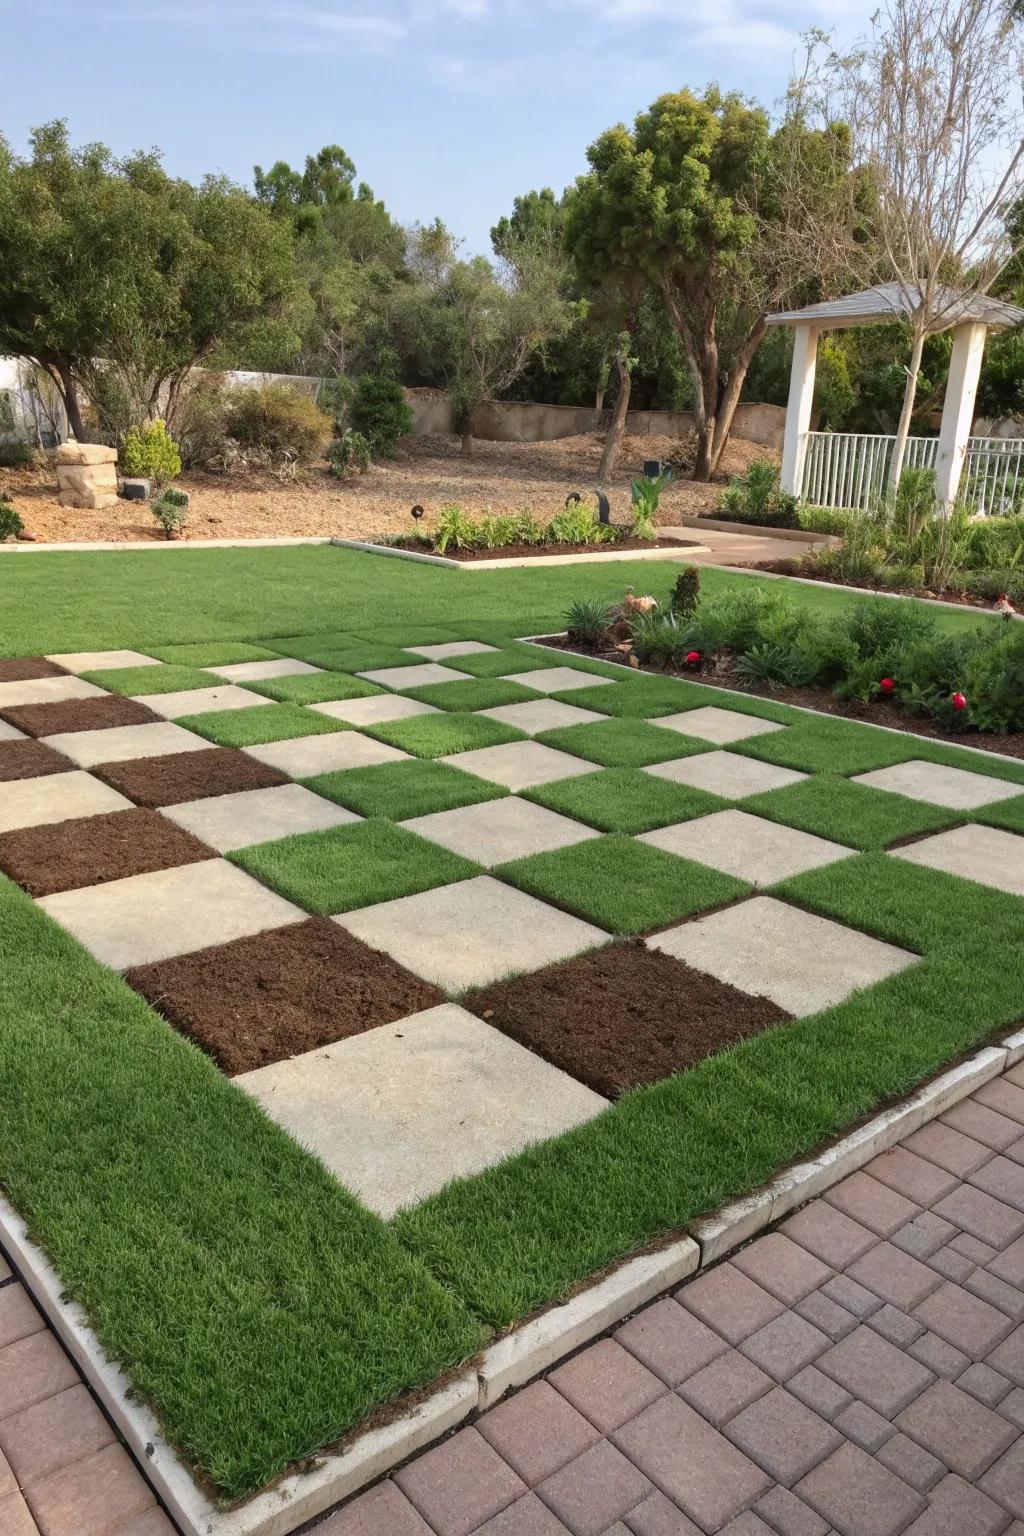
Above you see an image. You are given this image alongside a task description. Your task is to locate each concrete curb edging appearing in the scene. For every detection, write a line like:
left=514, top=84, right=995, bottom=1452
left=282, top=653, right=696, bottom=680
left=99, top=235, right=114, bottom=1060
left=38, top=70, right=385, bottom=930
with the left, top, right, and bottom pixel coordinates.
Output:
left=676, top=514, right=840, bottom=545
left=711, top=562, right=1023, bottom=620
left=0, top=537, right=337, bottom=553
left=329, top=537, right=710, bottom=570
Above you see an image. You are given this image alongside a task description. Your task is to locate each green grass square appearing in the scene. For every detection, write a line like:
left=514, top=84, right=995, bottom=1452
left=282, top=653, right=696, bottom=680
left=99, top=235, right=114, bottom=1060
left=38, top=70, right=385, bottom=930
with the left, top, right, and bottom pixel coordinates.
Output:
left=146, top=642, right=281, bottom=667
left=449, top=647, right=564, bottom=679
left=83, top=664, right=217, bottom=696
left=365, top=712, right=527, bottom=759
left=745, top=775, right=961, bottom=852
left=556, top=677, right=710, bottom=718
left=304, top=759, right=508, bottom=819
left=405, top=678, right=541, bottom=712
left=350, top=625, right=462, bottom=647
left=230, top=820, right=479, bottom=914
left=536, top=717, right=709, bottom=768
left=737, top=717, right=919, bottom=777
left=178, top=703, right=348, bottom=747
left=497, top=835, right=748, bottom=934
left=976, top=795, right=1024, bottom=835
left=262, top=631, right=360, bottom=660
left=523, top=768, right=727, bottom=835
left=247, top=672, right=383, bottom=705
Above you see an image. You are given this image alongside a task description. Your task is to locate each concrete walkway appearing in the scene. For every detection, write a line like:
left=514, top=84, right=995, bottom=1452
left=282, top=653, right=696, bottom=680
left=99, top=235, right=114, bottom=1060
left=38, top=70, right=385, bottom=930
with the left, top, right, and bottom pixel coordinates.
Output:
left=662, top=524, right=826, bottom=567
left=8, top=1061, right=1024, bottom=1535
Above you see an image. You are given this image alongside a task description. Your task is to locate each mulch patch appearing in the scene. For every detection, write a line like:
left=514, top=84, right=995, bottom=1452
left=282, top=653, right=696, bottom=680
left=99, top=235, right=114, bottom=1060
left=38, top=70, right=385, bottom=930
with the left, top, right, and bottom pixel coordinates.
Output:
left=0, top=809, right=216, bottom=897
left=0, top=657, right=68, bottom=682
left=127, top=917, right=445, bottom=1075
left=0, top=694, right=162, bottom=737
left=465, top=940, right=792, bottom=1098
left=93, top=747, right=288, bottom=807
left=0, top=738, right=74, bottom=781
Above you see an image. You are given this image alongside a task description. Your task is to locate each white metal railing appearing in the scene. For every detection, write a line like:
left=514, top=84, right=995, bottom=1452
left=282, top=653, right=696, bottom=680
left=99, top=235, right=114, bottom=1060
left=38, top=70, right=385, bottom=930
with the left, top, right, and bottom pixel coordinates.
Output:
left=800, top=431, right=1024, bottom=515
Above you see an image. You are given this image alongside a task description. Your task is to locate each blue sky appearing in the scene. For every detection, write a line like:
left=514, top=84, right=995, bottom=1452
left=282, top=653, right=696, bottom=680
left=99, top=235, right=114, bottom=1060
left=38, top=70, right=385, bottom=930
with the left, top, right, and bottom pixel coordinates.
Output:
left=2, top=0, right=873, bottom=254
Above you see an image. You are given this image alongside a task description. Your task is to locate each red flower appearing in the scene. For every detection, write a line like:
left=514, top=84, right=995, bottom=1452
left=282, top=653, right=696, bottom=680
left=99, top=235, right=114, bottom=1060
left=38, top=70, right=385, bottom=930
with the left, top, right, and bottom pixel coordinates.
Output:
left=685, top=650, right=701, bottom=666
left=951, top=692, right=967, bottom=711
left=879, top=677, right=895, bottom=695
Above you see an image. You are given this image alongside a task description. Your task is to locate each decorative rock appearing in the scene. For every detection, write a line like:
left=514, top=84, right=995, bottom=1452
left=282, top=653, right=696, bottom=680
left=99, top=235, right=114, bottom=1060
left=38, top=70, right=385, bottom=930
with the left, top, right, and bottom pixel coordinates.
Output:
left=120, top=478, right=151, bottom=501
left=54, top=442, right=117, bottom=466
left=55, top=444, right=119, bottom=509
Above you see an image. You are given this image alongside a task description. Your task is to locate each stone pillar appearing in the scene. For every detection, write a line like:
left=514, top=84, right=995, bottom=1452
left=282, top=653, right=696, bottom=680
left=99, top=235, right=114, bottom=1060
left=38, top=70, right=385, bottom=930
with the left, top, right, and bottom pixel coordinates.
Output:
left=780, top=324, right=818, bottom=496
left=934, top=321, right=987, bottom=509
left=55, top=443, right=119, bottom=509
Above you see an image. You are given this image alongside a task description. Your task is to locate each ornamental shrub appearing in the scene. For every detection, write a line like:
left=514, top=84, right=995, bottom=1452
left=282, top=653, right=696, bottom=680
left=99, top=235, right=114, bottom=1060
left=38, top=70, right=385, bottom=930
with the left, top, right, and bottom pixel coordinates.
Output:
left=328, top=430, right=371, bottom=477
left=0, top=440, right=35, bottom=469
left=349, top=374, right=413, bottom=458
left=718, top=458, right=799, bottom=527
left=224, top=386, right=332, bottom=464
left=0, top=493, right=23, bottom=541
left=120, top=420, right=182, bottom=485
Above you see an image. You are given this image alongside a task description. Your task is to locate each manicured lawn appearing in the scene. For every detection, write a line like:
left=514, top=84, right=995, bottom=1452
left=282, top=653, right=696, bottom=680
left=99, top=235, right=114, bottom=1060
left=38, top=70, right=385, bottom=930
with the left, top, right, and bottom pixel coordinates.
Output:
left=744, top=775, right=961, bottom=851
left=179, top=702, right=349, bottom=747
left=83, top=663, right=216, bottom=695
left=536, top=716, right=709, bottom=768
left=307, top=759, right=508, bottom=820
left=524, top=767, right=728, bottom=834
left=147, top=641, right=281, bottom=666
left=406, top=677, right=541, bottom=711
left=247, top=671, right=383, bottom=705
left=365, top=711, right=527, bottom=757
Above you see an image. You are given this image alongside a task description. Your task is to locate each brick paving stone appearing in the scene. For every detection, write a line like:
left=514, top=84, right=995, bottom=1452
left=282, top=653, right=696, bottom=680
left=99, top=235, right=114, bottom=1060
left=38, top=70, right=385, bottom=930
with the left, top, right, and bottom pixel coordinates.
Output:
left=968, top=1270, right=1024, bottom=1322
left=904, top=1123, right=994, bottom=1178
left=0, top=1385, right=114, bottom=1487
left=929, top=1247, right=976, bottom=1284
left=847, top=1243, right=942, bottom=1311
left=794, top=1292, right=858, bottom=1342
left=972, top=1158, right=1024, bottom=1215
left=0, top=1334, right=78, bottom=1420
left=616, top=1299, right=728, bottom=1387
left=833, top=1400, right=894, bottom=1453
left=624, top=1491, right=703, bottom=1536
left=731, top=1236, right=833, bottom=1305
left=893, top=1213, right=960, bottom=1261
left=787, top=1366, right=853, bottom=1420
left=611, top=1393, right=771, bottom=1531
left=473, top=1493, right=576, bottom=1535
left=0, top=1491, right=37, bottom=1536
left=0, top=1287, right=43, bottom=1349
left=549, top=1340, right=665, bottom=1434
left=933, top=1187, right=1024, bottom=1250
left=754, top=1485, right=830, bottom=1536
left=23, top=1442, right=154, bottom=1536
left=958, top=1363, right=1012, bottom=1409
left=536, top=1440, right=651, bottom=1536
left=725, top=1386, right=842, bottom=1485
left=816, top=1325, right=935, bottom=1415
left=866, top=1148, right=959, bottom=1206
left=821, top=1275, right=884, bottom=1320
left=988, top=1325, right=1024, bottom=1387
left=952, top=1234, right=999, bottom=1265
left=394, top=1427, right=526, bottom=1536
left=1000, top=1387, right=1024, bottom=1429
left=826, top=1172, right=921, bottom=1237
left=941, top=1101, right=1023, bottom=1154
left=718, top=1515, right=775, bottom=1536
left=976, top=1080, right=1024, bottom=1126
left=991, top=1238, right=1024, bottom=1289
left=0, top=1254, right=10, bottom=1281
left=909, top=1332, right=970, bottom=1379
left=870, top=1304, right=927, bottom=1348
left=105, top=1508, right=176, bottom=1535
left=780, top=1202, right=877, bottom=1268
left=876, top=1433, right=947, bottom=1493
left=794, top=1442, right=925, bottom=1536
left=0, top=1448, right=13, bottom=1498
left=477, top=1382, right=600, bottom=1485
left=895, top=1380, right=1017, bottom=1480
left=318, top=1481, right=434, bottom=1534
left=901, top=1473, right=1012, bottom=1536
left=979, top=1437, right=1024, bottom=1519
left=739, top=1312, right=829, bottom=1382
left=678, top=1264, right=786, bottom=1347
left=677, top=1350, right=773, bottom=1428
left=914, top=1281, right=1015, bottom=1355
left=1007, top=1140, right=1024, bottom=1169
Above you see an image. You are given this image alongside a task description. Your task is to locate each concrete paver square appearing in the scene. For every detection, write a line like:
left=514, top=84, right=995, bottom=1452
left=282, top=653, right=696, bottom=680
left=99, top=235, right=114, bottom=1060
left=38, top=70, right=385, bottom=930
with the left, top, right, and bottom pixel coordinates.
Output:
left=403, top=797, right=599, bottom=867
left=404, top=641, right=499, bottom=660
left=502, top=666, right=616, bottom=694
left=0, top=721, right=25, bottom=740
left=639, top=809, right=854, bottom=885
left=440, top=740, right=593, bottom=791
left=236, top=1004, right=607, bottom=1215
left=893, top=823, right=1024, bottom=897
left=0, top=772, right=132, bottom=834
left=208, top=658, right=321, bottom=681
left=336, top=875, right=608, bottom=990
left=45, top=650, right=160, bottom=673
left=477, top=700, right=609, bottom=735
left=45, top=722, right=216, bottom=768
left=310, top=696, right=439, bottom=726
left=161, top=784, right=360, bottom=851
left=38, top=859, right=304, bottom=969
left=245, top=732, right=410, bottom=778
left=357, top=663, right=472, bottom=690
left=852, top=759, right=1023, bottom=810
left=138, top=685, right=272, bottom=720
left=645, top=750, right=807, bottom=798
left=0, top=676, right=107, bottom=709
left=656, top=706, right=786, bottom=745
left=647, top=895, right=916, bottom=1015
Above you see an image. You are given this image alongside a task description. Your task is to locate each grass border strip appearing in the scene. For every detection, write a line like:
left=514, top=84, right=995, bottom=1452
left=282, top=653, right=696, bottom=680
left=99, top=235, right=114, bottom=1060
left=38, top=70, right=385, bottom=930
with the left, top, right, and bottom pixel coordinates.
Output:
left=330, top=538, right=710, bottom=570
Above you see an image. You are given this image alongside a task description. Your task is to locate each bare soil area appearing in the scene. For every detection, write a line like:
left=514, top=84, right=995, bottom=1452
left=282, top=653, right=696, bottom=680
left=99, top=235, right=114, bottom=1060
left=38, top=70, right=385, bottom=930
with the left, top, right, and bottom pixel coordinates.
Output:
left=1, top=432, right=773, bottom=544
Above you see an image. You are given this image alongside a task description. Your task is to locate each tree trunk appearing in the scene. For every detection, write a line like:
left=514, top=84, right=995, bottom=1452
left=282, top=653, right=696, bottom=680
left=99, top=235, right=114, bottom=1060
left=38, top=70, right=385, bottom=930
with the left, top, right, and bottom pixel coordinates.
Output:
left=887, top=328, right=927, bottom=494
left=597, top=358, right=632, bottom=482
left=52, top=360, right=86, bottom=441
left=595, top=388, right=605, bottom=412
left=706, top=317, right=768, bottom=476
left=460, top=430, right=473, bottom=458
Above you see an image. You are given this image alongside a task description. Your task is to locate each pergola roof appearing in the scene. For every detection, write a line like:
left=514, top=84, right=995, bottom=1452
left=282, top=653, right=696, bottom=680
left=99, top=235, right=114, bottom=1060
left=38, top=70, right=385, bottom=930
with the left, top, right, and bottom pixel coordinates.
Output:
left=766, top=281, right=1024, bottom=333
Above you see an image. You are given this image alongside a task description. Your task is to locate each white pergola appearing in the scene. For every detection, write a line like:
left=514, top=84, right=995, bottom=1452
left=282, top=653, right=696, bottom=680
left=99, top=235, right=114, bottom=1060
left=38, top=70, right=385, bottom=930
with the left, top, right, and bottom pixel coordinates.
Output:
left=767, top=283, right=1024, bottom=507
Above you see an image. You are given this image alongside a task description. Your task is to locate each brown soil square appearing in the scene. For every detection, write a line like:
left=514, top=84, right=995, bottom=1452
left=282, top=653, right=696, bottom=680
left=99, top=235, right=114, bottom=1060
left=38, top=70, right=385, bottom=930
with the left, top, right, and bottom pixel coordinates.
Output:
left=0, top=657, right=68, bottom=682
left=0, top=738, right=74, bottom=781
left=0, top=809, right=216, bottom=897
left=93, top=747, right=288, bottom=807
left=1, top=694, right=161, bottom=737
left=127, top=917, right=445, bottom=1075
left=466, top=941, right=792, bottom=1098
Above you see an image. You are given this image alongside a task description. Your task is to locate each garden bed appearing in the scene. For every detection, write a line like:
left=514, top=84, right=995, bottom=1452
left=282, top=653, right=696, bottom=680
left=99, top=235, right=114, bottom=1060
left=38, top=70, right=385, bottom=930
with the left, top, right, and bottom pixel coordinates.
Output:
left=388, top=534, right=697, bottom=561
left=746, top=556, right=1017, bottom=612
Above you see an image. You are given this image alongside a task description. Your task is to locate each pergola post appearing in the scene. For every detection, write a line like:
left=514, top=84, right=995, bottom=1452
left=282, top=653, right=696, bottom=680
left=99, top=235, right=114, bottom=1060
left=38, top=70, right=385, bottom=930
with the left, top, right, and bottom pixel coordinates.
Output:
left=934, top=320, right=987, bottom=509
left=780, top=323, right=818, bottom=496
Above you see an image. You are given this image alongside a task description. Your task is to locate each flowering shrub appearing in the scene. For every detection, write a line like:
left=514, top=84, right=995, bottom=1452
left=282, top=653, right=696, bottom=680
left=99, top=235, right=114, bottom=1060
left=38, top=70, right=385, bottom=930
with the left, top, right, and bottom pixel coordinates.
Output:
left=120, top=420, right=182, bottom=485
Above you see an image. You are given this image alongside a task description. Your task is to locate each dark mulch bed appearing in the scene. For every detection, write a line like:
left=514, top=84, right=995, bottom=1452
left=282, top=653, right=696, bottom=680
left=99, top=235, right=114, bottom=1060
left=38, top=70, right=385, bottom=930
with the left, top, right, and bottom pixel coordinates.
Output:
left=0, top=657, right=68, bottom=683
left=93, top=748, right=289, bottom=808
left=127, top=918, right=445, bottom=1075
left=747, top=557, right=1006, bottom=612
left=0, top=738, right=74, bottom=781
left=542, top=634, right=1024, bottom=762
left=466, top=941, right=791, bottom=1098
left=390, top=536, right=696, bottom=562
left=0, top=809, right=216, bottom=897
left=1, top=694, right=161, bottom=737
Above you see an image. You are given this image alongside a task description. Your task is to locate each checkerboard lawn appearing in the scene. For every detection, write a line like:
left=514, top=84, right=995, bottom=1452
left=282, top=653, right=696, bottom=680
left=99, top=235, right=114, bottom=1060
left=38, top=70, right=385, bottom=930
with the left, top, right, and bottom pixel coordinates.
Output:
left=2, top=552, right=1023, bottom=1507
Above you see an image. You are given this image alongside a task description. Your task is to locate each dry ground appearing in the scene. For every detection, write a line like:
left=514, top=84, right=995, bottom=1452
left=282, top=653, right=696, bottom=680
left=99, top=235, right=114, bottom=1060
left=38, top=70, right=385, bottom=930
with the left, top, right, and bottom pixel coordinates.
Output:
left=1, top=432, right=774, bottom=544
